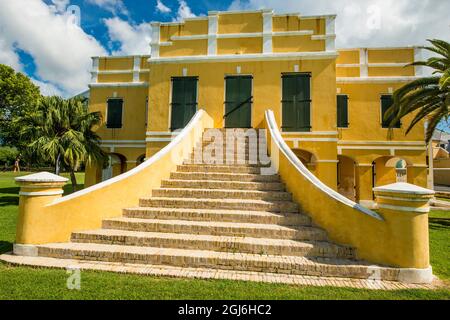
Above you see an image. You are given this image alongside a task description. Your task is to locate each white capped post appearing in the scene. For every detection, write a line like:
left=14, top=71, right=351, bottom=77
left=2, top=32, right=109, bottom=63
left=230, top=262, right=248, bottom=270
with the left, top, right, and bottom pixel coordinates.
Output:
left=150, top=22, right=161, bottom=59
left=360, top=48, right=369, bottom=77
left=208, top=12, right=218, bottom=56
left=133, top=56, right=141, bottom=82
left=91, top=57, right=99, bottom=83
left=262, top=10, right=274, bottom=54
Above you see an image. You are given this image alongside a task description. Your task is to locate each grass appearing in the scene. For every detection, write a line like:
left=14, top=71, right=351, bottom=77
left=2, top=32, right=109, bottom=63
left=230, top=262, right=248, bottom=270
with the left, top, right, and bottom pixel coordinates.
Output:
left=0, top=172, right=448, bottom=300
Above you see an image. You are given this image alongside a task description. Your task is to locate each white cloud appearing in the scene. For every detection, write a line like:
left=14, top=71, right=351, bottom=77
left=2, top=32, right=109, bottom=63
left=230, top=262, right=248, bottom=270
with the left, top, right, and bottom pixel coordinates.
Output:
left=228, top=0, right=450, bottom=48
left=86, top=0, right=129, bottom=16
left=0, top=0, right=106, bottom=96
left=156, top=0, right=172, bottom=14
left=50, top=0, right=70, bottom=13
left=104, top=17, right=152, bottom=56
left=175, top=0, right=196, bottom=21
left=0, top=38, right=22, bottom=71
left=32, top=78, right=64, bottom=97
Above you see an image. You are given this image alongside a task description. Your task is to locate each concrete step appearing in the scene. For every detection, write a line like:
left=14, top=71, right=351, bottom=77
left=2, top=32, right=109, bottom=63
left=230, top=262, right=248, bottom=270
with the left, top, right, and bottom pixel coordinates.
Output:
left=170, top=172, right=280, bottom=183
left=71, top=229, right=355, bottom=259
left=161, top=179, right=285, bottom=191
left=177, top=164, right=267, bottom=174
left=102, top=218, right=326, bottom=240
left=123, top=207, right=310, bottom=225
left=140, top=197, right=299, bottom=213
left=151, top=188, right=292, bottom=201
left=36, top=242, right=400, bottom=281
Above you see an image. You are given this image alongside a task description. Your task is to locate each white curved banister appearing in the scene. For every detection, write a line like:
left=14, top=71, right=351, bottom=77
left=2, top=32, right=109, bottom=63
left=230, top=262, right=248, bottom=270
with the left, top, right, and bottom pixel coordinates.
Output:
left=53, top=110, right=206, bottom=205
left=265, top=110, right=383, bottom=221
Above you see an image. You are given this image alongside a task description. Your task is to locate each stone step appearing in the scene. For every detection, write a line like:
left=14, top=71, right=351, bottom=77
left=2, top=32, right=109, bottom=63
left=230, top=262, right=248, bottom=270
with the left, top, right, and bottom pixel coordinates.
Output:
left=177, top=164, right=267, bottom=174
left=151, top=188, right=292, bottom=201
left=71, top=229, right=355, bottom=259
left=185, top=160, right=269, bottom=167
left=161, top=179, right=285, bottom=191
left=102, top=218, right=326, bottom=240
left=140, top=197, right=299, bottom=213
left=123, top=207, right=310, bottom=225
left=170, top=172, right=280, bottom=183
left=203, top=128, right=266, bottom=135
left=36, top=243, right=400, bottom=281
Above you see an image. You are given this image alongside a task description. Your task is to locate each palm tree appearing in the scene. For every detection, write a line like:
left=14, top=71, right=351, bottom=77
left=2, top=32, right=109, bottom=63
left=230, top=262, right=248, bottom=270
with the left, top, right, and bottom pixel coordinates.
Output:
left=18, top=96, right=106, bottom=191
left=385, top=39, right=450, bottom=142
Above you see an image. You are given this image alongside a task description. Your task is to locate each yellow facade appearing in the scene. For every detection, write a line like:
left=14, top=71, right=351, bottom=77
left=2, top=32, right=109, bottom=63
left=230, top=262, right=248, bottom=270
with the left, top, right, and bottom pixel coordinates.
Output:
left=87, top=9, right=428, bottom=207
left=11, top=9, right=436, bottom=282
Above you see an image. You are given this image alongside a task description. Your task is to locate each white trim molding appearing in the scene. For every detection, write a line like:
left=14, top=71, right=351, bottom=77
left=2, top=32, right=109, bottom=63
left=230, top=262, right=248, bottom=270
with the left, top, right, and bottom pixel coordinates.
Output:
left=377, top=203, right=430, bottom=213
left=146, top=138, right=173, bottom=142
left=338, top=140, right=426, bottom=146
left=19, top=190, right=64, bottom=197
left=149, top=51, right=338, bottom=64
left=146, top=132, right=180, bottom=136
left=89, top=82, right=149, bottom=88
left=282, top=131, right=338, bottom=136
left=285, top=138, right=339, bottom=142
left=101, top=140, right=146, bottom=144
left=337, top=76, right=422, bottom=84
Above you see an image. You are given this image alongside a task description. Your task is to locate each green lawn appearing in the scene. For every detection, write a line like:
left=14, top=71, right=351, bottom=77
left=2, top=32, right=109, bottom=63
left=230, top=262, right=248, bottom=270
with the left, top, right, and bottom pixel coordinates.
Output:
left=0, top=172, right=448, bottom=300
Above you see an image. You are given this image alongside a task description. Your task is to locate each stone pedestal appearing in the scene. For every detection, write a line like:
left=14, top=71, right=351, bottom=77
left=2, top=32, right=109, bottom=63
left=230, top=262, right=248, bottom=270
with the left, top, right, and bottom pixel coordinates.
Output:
left=14, top=172, right=68, bottom=250
left=373, top=182, right=434, bottom=283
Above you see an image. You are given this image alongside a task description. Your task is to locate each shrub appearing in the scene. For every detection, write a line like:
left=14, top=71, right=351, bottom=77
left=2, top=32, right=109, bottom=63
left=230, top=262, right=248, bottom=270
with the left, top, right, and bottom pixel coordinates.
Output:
left=0, top=146, right=19, bottom=166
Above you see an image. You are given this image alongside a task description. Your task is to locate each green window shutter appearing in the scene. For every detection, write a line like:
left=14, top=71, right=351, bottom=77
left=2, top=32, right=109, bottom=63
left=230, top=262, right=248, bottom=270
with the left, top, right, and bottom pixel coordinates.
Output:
left=106, top=99, right=123, bottom=129
left=282, top=75, right=296, bottom=131
left=381, top=95, right=400, bottom=128
left=224, top=76, right=252, bottom=128
left=337, top=95, right=349, bottom=128
left=282, top=73, right=311, bottom=132
left=171, top=77, right=198, bottom=131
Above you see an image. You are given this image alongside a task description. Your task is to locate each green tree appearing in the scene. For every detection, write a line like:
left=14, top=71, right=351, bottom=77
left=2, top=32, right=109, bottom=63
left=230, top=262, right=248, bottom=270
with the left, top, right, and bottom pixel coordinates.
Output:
left=385, top=39, right=450, bottom=141
left=0, top=146, right=19, bottom=167
left=0, top=64, right=40, bottom=145
left=18, top=96, right=106, bottom=191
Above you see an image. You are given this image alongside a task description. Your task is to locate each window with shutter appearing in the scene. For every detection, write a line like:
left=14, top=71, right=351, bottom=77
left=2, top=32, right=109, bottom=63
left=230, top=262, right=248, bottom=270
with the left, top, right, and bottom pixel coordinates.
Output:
left=381, top=95, right=401, bottom=128
left=337, top=95, right=349, bottom=128
left=171, top=77, right=198, bottom=131
left=282, top=73, right=312, bottom=132
left=224, top=76, right=252, bottom=128
left=106, top=98, right=123, bottom=129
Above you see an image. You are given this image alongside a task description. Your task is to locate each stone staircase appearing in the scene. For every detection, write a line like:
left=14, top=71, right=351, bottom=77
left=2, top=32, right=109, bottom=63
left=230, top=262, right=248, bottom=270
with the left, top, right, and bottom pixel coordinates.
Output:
left=20, top=129, right=406, bottom=283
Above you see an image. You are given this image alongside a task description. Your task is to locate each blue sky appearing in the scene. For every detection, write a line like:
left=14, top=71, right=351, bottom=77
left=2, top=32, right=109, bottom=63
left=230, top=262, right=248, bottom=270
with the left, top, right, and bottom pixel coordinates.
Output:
left=0, top=0, right=449, bottom=120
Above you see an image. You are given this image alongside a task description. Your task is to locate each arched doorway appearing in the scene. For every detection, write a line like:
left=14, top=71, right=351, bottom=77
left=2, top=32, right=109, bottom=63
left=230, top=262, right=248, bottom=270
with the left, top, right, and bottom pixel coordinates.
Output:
left=338, top=155, right=356, bottom=201
left=136, top=154, right=146, bottom=166
left=372, top=156, right=412, bottom=198
left=102, top=154, right=126, bottom=182
left=293, top=149, right=317, bottom=175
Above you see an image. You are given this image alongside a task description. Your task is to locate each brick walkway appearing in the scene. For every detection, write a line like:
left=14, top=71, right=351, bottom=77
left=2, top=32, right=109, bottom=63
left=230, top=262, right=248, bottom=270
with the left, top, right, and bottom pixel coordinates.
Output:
left=0, top=253, right=439, bottom=291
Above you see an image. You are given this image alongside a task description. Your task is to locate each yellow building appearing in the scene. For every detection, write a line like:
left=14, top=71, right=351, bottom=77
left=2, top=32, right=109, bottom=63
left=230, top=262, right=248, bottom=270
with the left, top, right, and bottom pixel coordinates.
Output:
left=6, top=10, right=439, bottom=285
left=432, top=130, right=450, bottom=186
left=86, top=9, right=428, bottom=208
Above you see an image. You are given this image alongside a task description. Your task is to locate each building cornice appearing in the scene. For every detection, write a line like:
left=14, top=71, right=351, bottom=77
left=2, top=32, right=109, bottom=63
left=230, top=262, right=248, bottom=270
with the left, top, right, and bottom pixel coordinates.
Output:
left=148, top=51, right=338, bottom=64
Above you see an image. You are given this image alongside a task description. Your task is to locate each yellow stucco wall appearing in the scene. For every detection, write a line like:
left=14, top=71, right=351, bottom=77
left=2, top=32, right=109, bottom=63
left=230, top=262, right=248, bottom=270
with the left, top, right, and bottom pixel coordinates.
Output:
left=88, top=11, right=427, bottom=204
left=272, top=36, right=324, bottom=53
left=218, top=12, right=263, bottom=34
left=217, top=38, right=262, bottom=55
left=147, top=59, right=336, bottom=131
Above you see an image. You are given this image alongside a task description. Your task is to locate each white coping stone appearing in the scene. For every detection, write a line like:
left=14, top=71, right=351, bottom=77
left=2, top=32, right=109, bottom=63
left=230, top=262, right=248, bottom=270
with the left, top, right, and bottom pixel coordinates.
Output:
left=15, top=172, right=69, bottom=183
left=13, top=244, right=39, bottom=257
left=398, top=266, right=434, bottom=284
left=373, top=182, right=435, bottom=195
